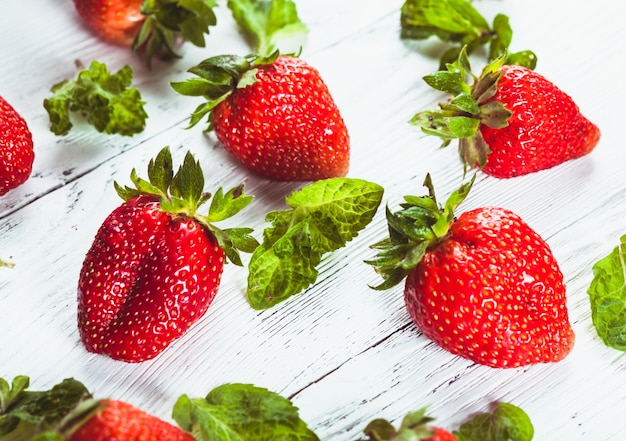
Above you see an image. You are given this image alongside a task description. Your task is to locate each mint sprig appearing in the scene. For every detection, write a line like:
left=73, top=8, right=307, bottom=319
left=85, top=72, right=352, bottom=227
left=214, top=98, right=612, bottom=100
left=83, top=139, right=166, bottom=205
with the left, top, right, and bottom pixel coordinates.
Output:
left=227, top=0, right=309, bottom=57
left=173, top=383, right=319, bottom=441
left=400, top=0, right=537, bottom=69
left=587, top=234, right=626, bottom=351
left=454, top=403, right=534, bottom=441
left=43, top=61, right=148, bottom=137
left=247, top=178, right=384, bottom=309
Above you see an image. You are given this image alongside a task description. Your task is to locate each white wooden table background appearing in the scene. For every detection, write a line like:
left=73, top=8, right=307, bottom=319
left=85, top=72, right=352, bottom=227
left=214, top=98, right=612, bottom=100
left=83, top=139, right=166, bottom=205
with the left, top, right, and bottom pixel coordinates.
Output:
left=1, top=0, right=625, bottom=439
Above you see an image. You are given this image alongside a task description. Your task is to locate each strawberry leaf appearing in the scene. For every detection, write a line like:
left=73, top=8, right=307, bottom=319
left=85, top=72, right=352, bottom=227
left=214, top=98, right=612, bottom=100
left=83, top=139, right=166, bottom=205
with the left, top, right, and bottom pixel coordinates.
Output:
left=587, top=234, right=626, bottom=351
left=0, top=376, right=90, bottom=438
left=172, top=383, right=319, bottom=441
left=401, top=0, right=537, bottom=70
left=247, top=178, right=384, bottom=309
left=227, top=0, right=309, bottom=57
left=43, top=61, right=147, bottom=136
left=454, top=403, right=534, bottom=441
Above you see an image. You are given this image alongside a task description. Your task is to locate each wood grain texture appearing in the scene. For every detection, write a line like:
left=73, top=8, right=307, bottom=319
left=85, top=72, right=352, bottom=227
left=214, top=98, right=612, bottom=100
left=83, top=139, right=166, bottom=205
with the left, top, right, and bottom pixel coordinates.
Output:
left=2, top=0, right=626, bottom=439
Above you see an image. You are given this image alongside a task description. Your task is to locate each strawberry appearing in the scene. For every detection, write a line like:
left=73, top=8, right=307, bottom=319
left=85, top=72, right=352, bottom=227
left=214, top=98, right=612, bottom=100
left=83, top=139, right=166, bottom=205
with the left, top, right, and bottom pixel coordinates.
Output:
left=77, top=146, right=258, bottom=362
left=68, top=399, right=194, bottom=441
left=0, top=96, right=34, bottom=196
left=411, top=48, right=600, bottom=178
left=361, top=407, right=457, bottom=441
left=367, top=174, right=575, bottom=368
left=171, top=52, right=350, bottom=181
left=0, top=375, right=194, bottom=440
left=72, top=0, right=218, bottom=64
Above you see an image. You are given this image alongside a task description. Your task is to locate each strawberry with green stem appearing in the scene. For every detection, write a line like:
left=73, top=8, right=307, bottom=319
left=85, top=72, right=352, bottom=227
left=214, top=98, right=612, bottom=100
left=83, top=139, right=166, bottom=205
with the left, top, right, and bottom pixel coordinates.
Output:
left=77, top=146, right=258, bottom=362
left=0, top=375, right=194, bottom=440
left=72, top=0, right=218, bottom=65
left=367, top=173, right=574, bottom=368
left=172, top=0, right=350, bottom=181
left=411, top=48, right=600, bottom=178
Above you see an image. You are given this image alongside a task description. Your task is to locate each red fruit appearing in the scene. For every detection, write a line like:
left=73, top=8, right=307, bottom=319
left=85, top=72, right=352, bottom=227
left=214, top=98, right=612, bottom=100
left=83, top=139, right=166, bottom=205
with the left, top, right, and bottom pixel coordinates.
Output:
left=69, top=399, right=194, bottom=441
left=425, top=427, right=457, bottom=441
left=0, top=96, right=34, bottom=196
left=172, top=53, right=350, bottom=181
left=479, top=64, right=600, bottom=178
left=73, top=0, right=144, bottom=47
left=368, top=174, right=574, bottom=368
left=411, top=52, right=600, bottom=178
left=78, top=147, right=257, bottom=362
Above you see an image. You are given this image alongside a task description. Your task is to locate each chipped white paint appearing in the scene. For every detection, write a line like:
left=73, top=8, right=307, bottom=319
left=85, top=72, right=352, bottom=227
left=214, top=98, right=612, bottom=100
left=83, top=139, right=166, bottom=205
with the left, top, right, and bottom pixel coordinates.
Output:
left=1, top=0, right=626, bottom=439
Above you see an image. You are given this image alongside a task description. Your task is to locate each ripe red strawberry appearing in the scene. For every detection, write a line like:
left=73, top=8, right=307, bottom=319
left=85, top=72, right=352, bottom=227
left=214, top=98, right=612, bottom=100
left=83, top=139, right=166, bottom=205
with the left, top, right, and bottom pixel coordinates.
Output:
left=78, top=147, right=258, bottom=362
left=362, top=407, right=457, bottom=441
left=172, top=53, right=350, bottom=181
left=72, top=0, right=218, bottom=64
left=411, top=48, right=600, bottom=178
left=0, top=96, right=34, bottom=196
left=367, top=174, right=574, bottom=368
left=68, top=399, right=194, bottom=441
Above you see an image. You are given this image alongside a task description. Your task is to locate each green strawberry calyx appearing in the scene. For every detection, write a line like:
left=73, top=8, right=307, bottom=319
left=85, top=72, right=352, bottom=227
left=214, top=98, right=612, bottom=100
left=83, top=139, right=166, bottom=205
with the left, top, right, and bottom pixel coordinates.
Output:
left=0, top=375, right=92, bottom=440
left=360, top=407, right=441, bottom=440
left=114, top=146, right=258, bottom=266
left=171, top=51, right=281, bottom=132
left=134, top=0, right=218, bottom=66
left=366, top=173, right=475, bottom=290
left=410, top=47, right=512, bottom=172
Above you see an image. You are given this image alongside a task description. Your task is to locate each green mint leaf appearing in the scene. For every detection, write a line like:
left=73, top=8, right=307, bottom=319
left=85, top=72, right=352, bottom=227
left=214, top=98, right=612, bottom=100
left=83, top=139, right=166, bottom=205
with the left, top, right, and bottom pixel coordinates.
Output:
left=588, top=234, right=626, bottom=351
left=172, top=384, right=319, bottom=441
left=247, top=178, right=384, bottom=309
left=454, top=403, right=534, bottom=441
left=43, top=61, right=147, bottom=136
left=0, top=377, right=90, bottom=437
left=227, top=0, right=309, bottom=56
left=400, top=0, right=488, bottom=42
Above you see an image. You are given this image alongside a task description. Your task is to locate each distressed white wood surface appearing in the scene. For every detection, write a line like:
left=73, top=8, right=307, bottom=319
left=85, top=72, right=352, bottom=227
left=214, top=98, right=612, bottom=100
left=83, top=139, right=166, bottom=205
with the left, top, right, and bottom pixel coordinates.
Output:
left=2, top=0, right=626, bottom=439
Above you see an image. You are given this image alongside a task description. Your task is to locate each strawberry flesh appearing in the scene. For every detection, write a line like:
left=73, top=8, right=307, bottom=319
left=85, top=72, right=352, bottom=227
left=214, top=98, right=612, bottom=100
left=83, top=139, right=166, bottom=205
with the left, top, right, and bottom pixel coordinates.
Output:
left=405, top=206, right=575, bottom=368
left=78, top=195, right=224, bottom=362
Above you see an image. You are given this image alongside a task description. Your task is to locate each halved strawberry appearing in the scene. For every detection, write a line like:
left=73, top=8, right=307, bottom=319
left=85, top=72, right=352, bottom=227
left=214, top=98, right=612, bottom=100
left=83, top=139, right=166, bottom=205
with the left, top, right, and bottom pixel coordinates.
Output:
left=77, top=146, right=258, bottom=362
left=367, top=174, right=574, bottom=368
